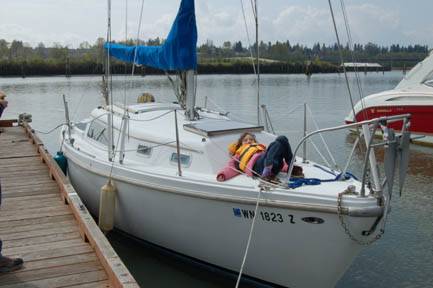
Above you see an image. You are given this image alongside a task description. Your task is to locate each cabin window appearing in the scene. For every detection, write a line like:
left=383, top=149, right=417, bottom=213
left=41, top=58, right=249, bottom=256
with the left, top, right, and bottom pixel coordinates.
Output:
left=170, top=153, right=191, bottom=167
left=87, top=121, right=108, bottom=145
left=137, top=144, right=152, bottom=157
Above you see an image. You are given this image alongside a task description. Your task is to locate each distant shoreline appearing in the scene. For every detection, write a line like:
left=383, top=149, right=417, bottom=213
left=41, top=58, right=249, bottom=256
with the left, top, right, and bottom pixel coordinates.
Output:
left=0, top=60, right=399, bottom=77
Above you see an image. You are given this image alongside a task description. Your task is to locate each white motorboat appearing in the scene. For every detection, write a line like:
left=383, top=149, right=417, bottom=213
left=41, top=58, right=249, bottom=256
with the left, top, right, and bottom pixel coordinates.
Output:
left=60, top=1, right=411, bottom=287
left=345, top=51, right=433, bottom=146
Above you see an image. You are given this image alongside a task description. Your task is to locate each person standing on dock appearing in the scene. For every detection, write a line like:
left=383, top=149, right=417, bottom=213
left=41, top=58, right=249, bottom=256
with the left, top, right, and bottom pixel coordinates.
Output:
left=0, top=92, right=24, bottom=272
left=0, top=93, right=7, bottom=133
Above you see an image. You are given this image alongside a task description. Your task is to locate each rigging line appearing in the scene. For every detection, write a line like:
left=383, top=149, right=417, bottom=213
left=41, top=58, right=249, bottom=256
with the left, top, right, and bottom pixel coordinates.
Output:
left=59, top=129, right=66, bottom=153
left=33, top=123, right=66, bottom=135
left=89, top=112, right=111, bottom=125
left=339, top=0, right=367, bottom=119
left=128, top=110, right=173, bottom=122
left=107, top=0, right=113, bottom=108
left=89, top=140, right=177, bottom=154
left=71, top=95, right=86, bottom=122
left=308, top=138, right=332, bottom=169
left=239, top=0, right=257, bottom=76
left=328, top=0, right=356, bottom=120
left=249, top=0, right=257, bottom=18
left=124, top=0, right=145, bottom=115
left=106, top=0, right=116, bottom=166
left=306, top=105, right=339, bottom=169
left=328, top=0, right=366, bottom=157
left=107, top=0, right=115, bottom=167
left=123, top=0, right=129, bottom=109
left=131, top=0, right=145, bottom=78
left=201, top=95, right=246, bottom=123
left=251, top=0, right=260, bottom=127
left=107, top=99, right=157, bottom=179
left=338, top=0, right=366, bottom=155
left=108, top=116, right=127, bottom=179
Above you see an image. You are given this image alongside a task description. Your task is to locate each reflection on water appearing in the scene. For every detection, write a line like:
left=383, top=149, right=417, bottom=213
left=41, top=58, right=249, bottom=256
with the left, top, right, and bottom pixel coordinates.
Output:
left=346, top=132, right=433, bottom=180
left=0, top=72, right=432, bottom=287
left=340, top=133, right=433, bottom=288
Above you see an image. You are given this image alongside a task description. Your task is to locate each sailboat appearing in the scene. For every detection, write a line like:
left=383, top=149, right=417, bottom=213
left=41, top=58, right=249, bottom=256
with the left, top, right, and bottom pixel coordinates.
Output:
left=345, top=51, right=433, bottom=146
left=60, top=0, right=411, bottom=287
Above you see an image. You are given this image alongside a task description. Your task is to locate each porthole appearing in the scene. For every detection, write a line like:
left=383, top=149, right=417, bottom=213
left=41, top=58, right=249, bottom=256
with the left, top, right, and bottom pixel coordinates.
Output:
left=301, top=217, right=324, bottom=224
left=137, top=144, right=152, bottom=157
left=171, top=153, right=191, bottom=167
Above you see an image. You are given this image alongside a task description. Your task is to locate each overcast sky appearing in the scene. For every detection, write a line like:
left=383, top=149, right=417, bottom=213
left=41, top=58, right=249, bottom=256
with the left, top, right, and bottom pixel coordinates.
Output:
left=1, top=0, right=432, bottom=49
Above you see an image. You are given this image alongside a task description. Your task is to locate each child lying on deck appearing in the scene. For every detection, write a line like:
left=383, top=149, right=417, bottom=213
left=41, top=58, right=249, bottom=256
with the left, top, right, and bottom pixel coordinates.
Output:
left=216, top=133, right=303, bottom=183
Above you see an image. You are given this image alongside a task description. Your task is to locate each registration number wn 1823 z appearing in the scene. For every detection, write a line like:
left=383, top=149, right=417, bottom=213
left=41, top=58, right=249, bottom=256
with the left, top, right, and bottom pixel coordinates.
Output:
left=233, top=208, right=295, bottom=224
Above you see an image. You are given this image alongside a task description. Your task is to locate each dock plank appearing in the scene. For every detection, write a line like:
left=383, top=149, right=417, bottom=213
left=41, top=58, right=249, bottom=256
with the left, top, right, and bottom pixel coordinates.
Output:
left=0, top=271, right=108, bottom=288
left=1, top=198, right=65, bottom=211
left=0, top=205, right=71, bottom=217
left=7, top=244, right=94, bottom=262
left=3, top=232, right=81, bottom=249
left=2, top=185, right=59, bottom=198
left=0, top=260, right=103, bottom=286
left=0, top=124, right=137, bottom=287
left=0, top=209, right=73, bottom=222
left=0, top=214, right=75, bottom=229
left=0, top=155, right=41, bottom=167
left=3, top=238, right=86, bottom=256
left=21, top=253, right=98, bottom=272
left=1, top=226, right=79, bottom=241
left=0, top=219, right=77, bottom=234
left=1, top=196, right=63, bottom=209
left=1, top=193, right=61, bottom=203
left=65, top=280, right=110, bottom=288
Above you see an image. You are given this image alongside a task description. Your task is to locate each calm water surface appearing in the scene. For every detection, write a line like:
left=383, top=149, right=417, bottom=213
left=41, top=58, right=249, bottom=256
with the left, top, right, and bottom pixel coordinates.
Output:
left=1, top=72, right=432, bottom=287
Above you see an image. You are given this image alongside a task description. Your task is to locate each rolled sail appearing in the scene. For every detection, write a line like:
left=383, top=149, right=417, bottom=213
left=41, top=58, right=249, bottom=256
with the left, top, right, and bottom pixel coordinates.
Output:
left=104, top=0, right=197, bottom=71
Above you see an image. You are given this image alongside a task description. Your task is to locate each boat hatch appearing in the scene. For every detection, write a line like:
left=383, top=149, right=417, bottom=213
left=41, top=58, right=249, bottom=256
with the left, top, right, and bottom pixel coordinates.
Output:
left=184, top=120, right=263, bottom=136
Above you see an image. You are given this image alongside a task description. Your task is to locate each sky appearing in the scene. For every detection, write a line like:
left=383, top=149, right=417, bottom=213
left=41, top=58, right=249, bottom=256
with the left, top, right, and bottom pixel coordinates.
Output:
left=0, top=0, right=432, bottom=49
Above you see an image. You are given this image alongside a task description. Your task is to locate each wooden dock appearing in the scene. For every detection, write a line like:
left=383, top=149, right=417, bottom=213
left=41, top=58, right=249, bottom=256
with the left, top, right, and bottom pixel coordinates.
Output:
left=0, top=121, right=138, bottom=287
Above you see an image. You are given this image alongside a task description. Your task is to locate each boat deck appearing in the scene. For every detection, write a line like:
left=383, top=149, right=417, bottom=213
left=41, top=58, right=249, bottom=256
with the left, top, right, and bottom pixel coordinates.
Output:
left=0, top=121, right=138, bottom=287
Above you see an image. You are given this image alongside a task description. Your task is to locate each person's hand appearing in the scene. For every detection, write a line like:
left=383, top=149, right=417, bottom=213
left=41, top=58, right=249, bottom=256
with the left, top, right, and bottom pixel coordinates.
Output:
left=217, top=174, right=225, bottom=182
left=0, top=99, right=8, bottom=108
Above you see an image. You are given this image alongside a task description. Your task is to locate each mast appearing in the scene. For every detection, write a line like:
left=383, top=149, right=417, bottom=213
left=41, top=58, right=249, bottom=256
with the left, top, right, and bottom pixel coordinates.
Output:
left=255, top=0, right=260, bottom=126
left=105, top=0, right=197, bottom=120
left=185, top=69, right=196, bottom=121
left=106, top=0, right=113, bottom=161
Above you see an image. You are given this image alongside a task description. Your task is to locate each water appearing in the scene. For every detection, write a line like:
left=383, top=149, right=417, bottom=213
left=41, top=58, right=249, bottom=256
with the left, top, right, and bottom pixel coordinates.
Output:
left=1, top=72, right=432, bottom=288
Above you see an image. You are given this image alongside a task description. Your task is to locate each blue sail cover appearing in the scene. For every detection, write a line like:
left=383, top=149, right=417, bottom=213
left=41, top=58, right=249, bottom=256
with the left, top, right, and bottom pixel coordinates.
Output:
left=104, top=0, right=197, bottom=71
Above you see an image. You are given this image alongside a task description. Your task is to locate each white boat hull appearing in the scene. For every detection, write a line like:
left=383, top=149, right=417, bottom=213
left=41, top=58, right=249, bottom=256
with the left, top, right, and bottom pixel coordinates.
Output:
left=66, top=153, right=374, bottom=288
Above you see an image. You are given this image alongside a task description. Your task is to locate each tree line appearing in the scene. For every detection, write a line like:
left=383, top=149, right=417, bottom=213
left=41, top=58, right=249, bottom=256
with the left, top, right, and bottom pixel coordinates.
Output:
left=0, top=38, right=429, bottom=77
left=198, top=40, right=429, bottom=68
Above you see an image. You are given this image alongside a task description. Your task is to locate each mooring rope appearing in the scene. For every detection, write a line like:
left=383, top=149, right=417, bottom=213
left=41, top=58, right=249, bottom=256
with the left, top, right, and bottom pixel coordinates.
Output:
left=235, top=186, right=263, bottom=288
